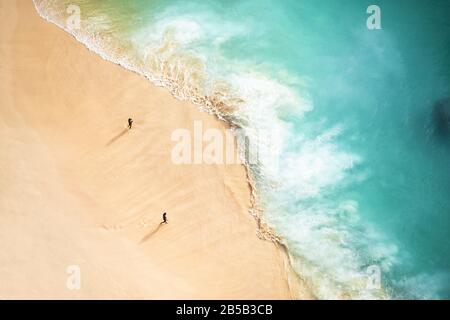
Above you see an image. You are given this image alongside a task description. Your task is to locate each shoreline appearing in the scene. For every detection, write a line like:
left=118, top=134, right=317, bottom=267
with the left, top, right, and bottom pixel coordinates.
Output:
left=32, top=0, right=296, bottom=262
left=0, top=0, right=312, bottom=299
left=31, top=0, right=311, bottom=298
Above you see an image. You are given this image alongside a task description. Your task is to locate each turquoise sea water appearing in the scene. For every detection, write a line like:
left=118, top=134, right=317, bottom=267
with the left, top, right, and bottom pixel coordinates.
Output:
left=34, top=0, right=450, bottom=299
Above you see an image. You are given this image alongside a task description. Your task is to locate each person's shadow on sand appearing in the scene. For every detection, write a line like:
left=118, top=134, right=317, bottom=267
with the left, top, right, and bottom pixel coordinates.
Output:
left=139, top=223, right=165, bottom=244
left=106, top=128, right=128, bottom=146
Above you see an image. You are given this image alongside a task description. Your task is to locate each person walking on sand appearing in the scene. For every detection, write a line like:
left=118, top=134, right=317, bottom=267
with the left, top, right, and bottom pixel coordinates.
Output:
left=128, top=118, right=133, bottom=129
left=162, top=212, right=168, bottom=224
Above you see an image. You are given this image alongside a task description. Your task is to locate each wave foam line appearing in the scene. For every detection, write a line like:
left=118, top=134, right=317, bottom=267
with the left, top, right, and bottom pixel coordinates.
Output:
left=32, top=0, right=395, bottom=300
left=32, top=0, right=298, bottom=293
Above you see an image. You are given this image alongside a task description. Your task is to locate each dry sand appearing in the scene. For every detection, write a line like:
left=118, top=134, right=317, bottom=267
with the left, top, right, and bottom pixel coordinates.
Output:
left=0, top=0, right=311, bottom=299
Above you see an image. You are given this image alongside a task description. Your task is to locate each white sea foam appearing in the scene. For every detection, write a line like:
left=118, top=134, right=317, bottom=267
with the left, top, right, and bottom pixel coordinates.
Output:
left=396, top=273, right=450, bottom=299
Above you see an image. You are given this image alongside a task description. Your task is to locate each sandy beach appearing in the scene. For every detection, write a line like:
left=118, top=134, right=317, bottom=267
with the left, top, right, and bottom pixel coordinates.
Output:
left=0, top=0, right=311, bottom=299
